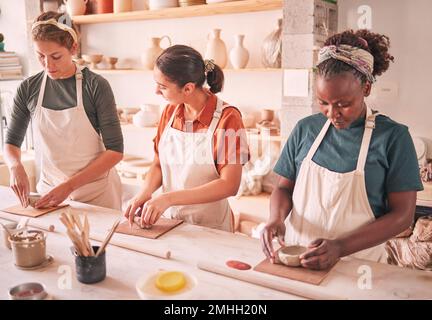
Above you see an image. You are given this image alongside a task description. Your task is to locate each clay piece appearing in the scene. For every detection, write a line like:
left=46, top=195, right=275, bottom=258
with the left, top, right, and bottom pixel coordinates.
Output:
left=134, top=216, right=153, bottom=229
left=226, top=260, right=252, bottom=271
left=28, top=195, right=41, bottom=208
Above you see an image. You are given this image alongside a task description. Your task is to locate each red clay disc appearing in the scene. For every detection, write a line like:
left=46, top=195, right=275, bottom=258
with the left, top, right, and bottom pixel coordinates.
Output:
left=226, top=260, right=252, bottom=271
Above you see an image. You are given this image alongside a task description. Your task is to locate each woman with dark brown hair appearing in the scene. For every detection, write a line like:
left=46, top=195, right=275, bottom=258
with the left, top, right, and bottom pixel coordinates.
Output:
left=4, top=12, right=123, bottom=210
left=261, top=29, right=423, bottom=269
left=124, top=45, right=249, bottom=232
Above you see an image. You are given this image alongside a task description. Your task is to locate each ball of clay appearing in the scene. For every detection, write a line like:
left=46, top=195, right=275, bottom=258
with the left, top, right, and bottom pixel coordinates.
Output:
left=278, top=245, right=307, bottom=267
left=134, top=216, right=152, bottom=229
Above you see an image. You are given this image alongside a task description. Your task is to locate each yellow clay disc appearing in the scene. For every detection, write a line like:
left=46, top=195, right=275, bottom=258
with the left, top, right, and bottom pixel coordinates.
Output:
left=155, top=271, right=186, bottom=292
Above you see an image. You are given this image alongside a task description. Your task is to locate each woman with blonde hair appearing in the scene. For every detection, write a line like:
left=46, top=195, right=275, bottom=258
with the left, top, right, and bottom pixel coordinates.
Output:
left=4, top=12, right=123, bottom=210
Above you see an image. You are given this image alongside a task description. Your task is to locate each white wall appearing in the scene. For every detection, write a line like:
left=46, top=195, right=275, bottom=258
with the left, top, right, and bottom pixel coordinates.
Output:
left=0, top=0, right=29, bottom=76
left=338, top=0, right=432, bottom=156
left=80, top=10, right=283, bottom=113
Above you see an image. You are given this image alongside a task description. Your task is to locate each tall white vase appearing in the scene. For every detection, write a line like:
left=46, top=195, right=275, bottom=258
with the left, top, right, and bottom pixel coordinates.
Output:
left=229, top=34, right=249, bottom=69
left=204, top=29, right=227, bottom=69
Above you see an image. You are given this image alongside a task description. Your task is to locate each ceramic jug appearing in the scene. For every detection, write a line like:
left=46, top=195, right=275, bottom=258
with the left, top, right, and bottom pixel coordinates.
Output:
left=141, top=36, right=172, bottom=70
left=65, top=0, right=88, bottom=16
left=204, top=29, right=227, bottom=69
left=229, top=34, right=249, bottom=69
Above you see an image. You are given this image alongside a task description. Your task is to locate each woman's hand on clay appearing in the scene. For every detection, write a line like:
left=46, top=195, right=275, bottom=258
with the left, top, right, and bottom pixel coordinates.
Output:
left=299, top=238, right=342, bottom=270
left=124, top=193, right=151, bottom=227
left=260, top=219, right=286, bottom=264
left=139, top=193, right=172, bottom=227
left=35, top=182, right=73, bottom=208
left=9, top=164, right=30, bottom=207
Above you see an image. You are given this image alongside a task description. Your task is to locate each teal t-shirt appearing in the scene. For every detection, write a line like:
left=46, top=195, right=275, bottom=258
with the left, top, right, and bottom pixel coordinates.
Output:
left=274, top=112, right=423, bottom=218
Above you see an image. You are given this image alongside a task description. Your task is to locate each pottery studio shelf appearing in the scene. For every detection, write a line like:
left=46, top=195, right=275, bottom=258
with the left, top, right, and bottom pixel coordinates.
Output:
left=90, top=68, right=282, bottom=75
left=72, top=0, right=283, bottom=25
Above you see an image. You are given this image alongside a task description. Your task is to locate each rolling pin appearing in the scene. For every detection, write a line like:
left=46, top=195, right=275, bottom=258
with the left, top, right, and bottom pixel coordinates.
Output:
left=0, top=212, right=55, bottom=232
left=197, top=260, right=343, bottom=300
left=90, top=233, right=171, bottom=260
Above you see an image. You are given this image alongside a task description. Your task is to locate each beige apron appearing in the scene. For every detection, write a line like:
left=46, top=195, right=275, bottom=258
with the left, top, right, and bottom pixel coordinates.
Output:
left=285, top=107, right=387, bottom=262
left=159, top=97, right=233, bottom=232
left=33, top=65, right=122, bottom=210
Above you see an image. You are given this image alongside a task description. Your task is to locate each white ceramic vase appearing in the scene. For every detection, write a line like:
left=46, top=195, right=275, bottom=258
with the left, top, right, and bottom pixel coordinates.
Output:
left=229, top=34, right=249, bottom=69
left=132, top=104, right=160, bottom=127
left=204, top=29, right=227, bottom=69
left=65, top=0, right=88, bottom=16
left=141, top=36, right=172, bottom=70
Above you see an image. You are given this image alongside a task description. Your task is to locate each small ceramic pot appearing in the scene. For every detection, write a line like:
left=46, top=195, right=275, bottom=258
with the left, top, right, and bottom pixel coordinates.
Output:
left=10, top=230, right=47, bottom=268
left=261, top=109, right=274, bottom=122
left=113, top=0, right=132, bottom=12
left=95, top=0, right=113, bottom=13
left=278, top=245, right=307, bottom=267
left=65, top=0, right=88, bottom=16
left=132, top=104, right=160, bottom=127
left=73, top=245, right=106, bottom=284
left=8, top=282, right=48, bottom=300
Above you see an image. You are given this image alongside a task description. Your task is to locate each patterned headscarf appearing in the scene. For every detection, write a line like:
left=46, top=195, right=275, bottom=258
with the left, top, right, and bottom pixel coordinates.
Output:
left=317, top=44, right=375, bottom=83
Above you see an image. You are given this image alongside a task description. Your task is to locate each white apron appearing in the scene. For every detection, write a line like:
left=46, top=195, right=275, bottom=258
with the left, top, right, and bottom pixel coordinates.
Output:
left=33, top=65, right=122, bottom=210
left=285, top=107, right=387, bottom=262
left=159, top=97, right=233, bottom=232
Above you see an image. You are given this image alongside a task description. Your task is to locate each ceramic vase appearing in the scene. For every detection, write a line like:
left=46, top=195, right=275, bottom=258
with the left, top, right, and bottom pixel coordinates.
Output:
left=261, top=18, right=282, bottom=68
left=113, top=0, right=132, bottom=13
left=65, top=0, right=88, bottom=15
left=229, top=34, right=249, bottom=69
left=205, top=29, right=227, bottom=69
left=141, top=36, right=172, bottom=70
left=95, top=0, right=113, bottom=13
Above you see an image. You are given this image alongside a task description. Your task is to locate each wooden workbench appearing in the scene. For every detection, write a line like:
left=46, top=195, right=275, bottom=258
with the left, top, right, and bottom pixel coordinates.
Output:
left=0, top=186, right=431, bottom=300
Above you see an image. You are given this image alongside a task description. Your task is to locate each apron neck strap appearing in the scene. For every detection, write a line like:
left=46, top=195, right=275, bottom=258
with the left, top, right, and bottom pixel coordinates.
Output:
left=75, top=64, right=84, bottom=108
left=207, top=97, right=224, bottom=136
left=36, top=64, right=83, bottom=108
left=356, top=107, right=379, bottom=172
left=305, top=119, right=331, bottom=161
left=165, top=97, right=224, bottom=135
left=36, top=72, right=49, bottom=108
left=305, top=106, right=379, bottom=170
left=166, top=104, right=181, bottom=128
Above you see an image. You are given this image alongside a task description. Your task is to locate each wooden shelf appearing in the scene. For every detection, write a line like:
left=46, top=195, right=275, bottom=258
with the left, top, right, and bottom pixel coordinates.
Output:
left=90, top=67, right=282, bottom=75
left=72, top=0, right=282, bottom=25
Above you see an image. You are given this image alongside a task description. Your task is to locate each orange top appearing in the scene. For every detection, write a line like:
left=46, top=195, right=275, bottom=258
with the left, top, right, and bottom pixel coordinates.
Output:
left=153, top=93, right=250, bottom=174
